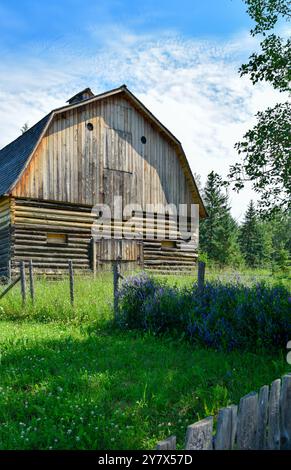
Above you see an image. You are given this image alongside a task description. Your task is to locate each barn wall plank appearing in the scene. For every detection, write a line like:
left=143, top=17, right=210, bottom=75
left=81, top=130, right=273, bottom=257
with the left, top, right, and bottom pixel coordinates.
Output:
left=12, top=95, right=194, bottom=212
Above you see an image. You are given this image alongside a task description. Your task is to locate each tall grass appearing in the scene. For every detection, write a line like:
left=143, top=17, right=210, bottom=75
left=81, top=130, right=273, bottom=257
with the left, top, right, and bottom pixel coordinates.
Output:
left=0, top=321, right=290, bottom=450
left=0, top=268, right=289, bottom=324
left=0, top=268, right=290, bottom=449
left=0, top=273, right=113, bottom=324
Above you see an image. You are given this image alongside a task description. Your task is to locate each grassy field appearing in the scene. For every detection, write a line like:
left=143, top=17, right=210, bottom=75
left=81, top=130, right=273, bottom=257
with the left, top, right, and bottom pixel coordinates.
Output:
left=0, top=321, right=290, bottom=450
left=0, top=267, right=289, bottom=323
left=0, top=268, right=290, bottom=449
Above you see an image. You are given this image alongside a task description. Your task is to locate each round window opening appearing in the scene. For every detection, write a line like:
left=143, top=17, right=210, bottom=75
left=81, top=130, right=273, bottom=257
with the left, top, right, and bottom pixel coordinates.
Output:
left=141, top=136, right=147, bottom=144
left=87, top=122, right=94, bottom=131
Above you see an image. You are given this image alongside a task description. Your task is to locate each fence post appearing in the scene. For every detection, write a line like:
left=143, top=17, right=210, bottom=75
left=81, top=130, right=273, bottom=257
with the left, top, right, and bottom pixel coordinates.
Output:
left=68, top=260, right=74, bottom=306
left=28, top=260, right=35, bottom=304
left=156, top=435, right=176, bottom=450
left=185, top=417, right=213, bottom=450
left=237, top=392, right=258, bottom=450
left=268, top=379, right=281, bottom=449
left=214, top=405, right=237, bottom=450
left=280, top=374, right=291, bottom=450
left=113, top=257, right=123, bottom=321
left=257, top=385, right=269, bottom=449
left=7, top=260, right=11, bottom=285
left=92, top=239, right=96, bottom=278
left=113, top=261, right=119, bottom=320
left=20, top=261, right=26, bottom=306
left=198, top=261, right=205, bottom=293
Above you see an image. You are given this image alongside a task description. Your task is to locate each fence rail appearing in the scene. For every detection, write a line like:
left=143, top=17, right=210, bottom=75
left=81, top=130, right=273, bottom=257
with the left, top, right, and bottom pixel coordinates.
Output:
left=156, top=374, right=291, bottom=450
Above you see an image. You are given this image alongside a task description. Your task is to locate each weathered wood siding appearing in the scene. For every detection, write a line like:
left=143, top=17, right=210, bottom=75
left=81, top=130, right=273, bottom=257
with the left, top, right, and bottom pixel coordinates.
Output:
left=0, top=197, right=11, bottom=279
left=9, top=198, right=198, bottom=275
left=12, top=96, right=194, bottom=211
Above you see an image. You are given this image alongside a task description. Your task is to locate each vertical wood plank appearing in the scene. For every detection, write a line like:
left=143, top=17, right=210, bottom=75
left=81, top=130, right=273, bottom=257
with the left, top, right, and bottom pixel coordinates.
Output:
left=20, top=261, right=26, bottom=305
left=230, top=404, right=238, bottom=449
left=92, top=239, right=96, bottom=277
left=156, top=435, right=176, bottom=450
left=215, top=405, right=237, bottom=450
left=28, top=259, right=35, bottom=304
left=237, top=392, right=258, bottom=450
left=280, top=374, right=291, bottom=450
left=113, top=260, right=119, bottom=320
left=198, top=261, right=205, bottom=293
left=268, top=379, right=281, bottom=450
left=68, top=260, right=74, bottom=306
left=185, top=417, right=213, bottom=450
left=7, top=259, right=11, bottom=284
left=257, top=385, right=269, bottom=449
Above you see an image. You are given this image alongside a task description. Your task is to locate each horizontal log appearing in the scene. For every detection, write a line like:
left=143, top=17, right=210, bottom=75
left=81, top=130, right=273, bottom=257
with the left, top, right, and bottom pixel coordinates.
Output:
left=15, top=216, right=94, bottom=229
left=15, top=198, right=92, bottom=212
left=12, top=237, right=90, bottom=250
left=14, top=243, right=88, bottom=252
left=144, top=259, right=195, bottom=266
left=15, top=210, right=96, bottom=225
left=12, top=259, right=89, bottom=267
left=15, top=205, right=96, bottom=218
left=144, top=250, right=196, bottom=258
left=14, top=223, right=92, bottom=233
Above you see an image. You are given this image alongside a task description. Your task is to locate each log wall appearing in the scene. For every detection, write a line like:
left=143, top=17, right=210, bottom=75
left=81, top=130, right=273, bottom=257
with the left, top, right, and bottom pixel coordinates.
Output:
left=8, top=198, right=198, bottom=275
left=0, top=197, right=11, bottom=279
left=11, top=198, right=93, bottom=275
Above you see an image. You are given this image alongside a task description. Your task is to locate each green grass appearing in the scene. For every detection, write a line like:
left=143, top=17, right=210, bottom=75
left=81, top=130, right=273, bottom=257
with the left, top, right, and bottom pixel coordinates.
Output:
left=157, top=267, right=290, bottom=289
left=0, top=268, right=290, bottom=449
left=0, top=321, right=290, bottom=450
left=0, top=268, right=289, bottom=323
left=0, top=273, right=114, bottom=323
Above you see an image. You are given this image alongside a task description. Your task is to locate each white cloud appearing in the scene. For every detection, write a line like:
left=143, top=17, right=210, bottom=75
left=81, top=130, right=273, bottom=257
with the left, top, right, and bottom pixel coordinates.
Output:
left=0, top=29, right=287, bottom=220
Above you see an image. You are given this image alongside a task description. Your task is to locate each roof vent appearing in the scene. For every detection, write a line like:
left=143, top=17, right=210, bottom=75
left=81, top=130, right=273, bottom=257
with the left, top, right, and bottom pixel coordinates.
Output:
left=67, top=87, right=94, bottom=105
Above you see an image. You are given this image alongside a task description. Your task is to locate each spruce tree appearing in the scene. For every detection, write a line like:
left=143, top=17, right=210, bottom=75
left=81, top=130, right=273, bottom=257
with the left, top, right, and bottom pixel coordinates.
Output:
left=239, top=200, right=265, bottom=267
left=263, top=210, right=291, bottom=272
left=200, top=172, right=240, bottom=266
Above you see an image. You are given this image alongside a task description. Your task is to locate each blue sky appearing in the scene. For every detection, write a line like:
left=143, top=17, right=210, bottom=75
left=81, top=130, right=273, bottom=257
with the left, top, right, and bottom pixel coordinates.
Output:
left=0, top=1, right=286, bottom=219
left=0, top=0, right=251, bottom=49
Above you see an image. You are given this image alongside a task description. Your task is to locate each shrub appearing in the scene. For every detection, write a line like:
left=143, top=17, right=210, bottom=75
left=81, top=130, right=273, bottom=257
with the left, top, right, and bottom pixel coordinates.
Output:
left=118, top=273, right=291, bottom=352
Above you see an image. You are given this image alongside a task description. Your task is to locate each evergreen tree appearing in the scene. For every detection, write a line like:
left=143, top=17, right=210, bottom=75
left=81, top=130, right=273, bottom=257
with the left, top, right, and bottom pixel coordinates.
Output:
left=262, top=210, right=291, bottom=272
left=239, top=200, right=266, bottom=267
left=200, top=172, right=241, bottom=266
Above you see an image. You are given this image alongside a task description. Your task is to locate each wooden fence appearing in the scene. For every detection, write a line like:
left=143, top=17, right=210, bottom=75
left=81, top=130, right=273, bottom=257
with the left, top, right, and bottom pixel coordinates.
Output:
left=0, top=259, right=75, bottom=306
left=156, top=374, right=291, bottom=450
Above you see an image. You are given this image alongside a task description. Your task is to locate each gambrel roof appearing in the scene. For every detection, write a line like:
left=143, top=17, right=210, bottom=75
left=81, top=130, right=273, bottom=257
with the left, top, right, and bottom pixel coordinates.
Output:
left=0, top=85, right=207, bottom=217
left=0, top=114, right=50, bottom=197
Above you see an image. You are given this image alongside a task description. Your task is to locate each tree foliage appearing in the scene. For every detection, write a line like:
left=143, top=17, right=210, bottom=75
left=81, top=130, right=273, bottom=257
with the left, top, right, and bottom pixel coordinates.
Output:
left=230, top=102, right=291, bottom=211
left=229, top=0, right=291, bottom=214
left=239, top=200, right=266, bottom=267
left=240, top=34, right=291, bottom=92
left=243, top=0, right=290, bottom=36
left=199, top=172, right=242, bottom=266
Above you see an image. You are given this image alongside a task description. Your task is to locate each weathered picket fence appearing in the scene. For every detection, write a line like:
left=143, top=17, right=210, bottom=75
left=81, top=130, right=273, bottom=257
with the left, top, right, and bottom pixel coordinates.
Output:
left=156, top=374, right=291, bottom=450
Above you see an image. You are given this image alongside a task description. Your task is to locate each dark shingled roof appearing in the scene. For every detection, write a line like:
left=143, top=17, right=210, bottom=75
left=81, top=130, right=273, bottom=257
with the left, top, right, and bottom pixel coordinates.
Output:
left=0, top=113, right=51, bottom=196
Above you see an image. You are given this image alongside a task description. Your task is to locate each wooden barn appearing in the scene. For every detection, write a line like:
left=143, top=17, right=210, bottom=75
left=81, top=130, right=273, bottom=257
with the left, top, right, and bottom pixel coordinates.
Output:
left=0, top=85, right=206, bottom=278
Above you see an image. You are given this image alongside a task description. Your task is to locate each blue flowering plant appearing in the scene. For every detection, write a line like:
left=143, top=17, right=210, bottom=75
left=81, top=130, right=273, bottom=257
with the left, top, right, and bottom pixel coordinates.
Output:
left=117, top=272, right=291, bottom=352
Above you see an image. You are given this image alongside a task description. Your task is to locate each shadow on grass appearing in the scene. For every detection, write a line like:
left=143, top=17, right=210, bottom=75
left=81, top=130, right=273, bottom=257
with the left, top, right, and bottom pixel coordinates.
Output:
left=0, top=324, right=290, bottom=450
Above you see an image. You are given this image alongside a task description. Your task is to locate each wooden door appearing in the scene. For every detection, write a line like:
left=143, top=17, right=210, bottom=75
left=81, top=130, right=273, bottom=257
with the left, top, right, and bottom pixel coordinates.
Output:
left=97, top=239, right=142, bottom=261
left=103, top=127, right=136, bottom=215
